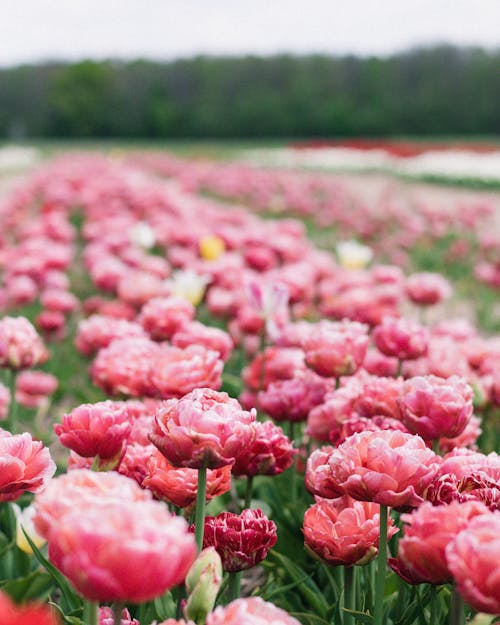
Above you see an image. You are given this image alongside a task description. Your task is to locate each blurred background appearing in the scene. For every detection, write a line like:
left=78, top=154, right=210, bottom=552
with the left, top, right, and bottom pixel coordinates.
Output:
left=1, top=0, right=500, bottom=142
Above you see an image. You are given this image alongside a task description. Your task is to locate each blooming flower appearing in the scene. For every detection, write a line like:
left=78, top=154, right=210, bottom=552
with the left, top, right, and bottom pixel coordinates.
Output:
left=150, top=388, right=256, bottom=469
left=199, top=509, right=277, bottom=572
left=372, top=317, right=428, bottom=360
left=47, top=499, right=197, bottom=602
left=143, top=450, right=231, bottom=508
left=398, top=375, right=473, bottom=441
left=326, top=430, right=440, bottom=509
left=206, top=597, right=301, bottom=625
left=139, top=296, right=195, bottom=341
left=303, top=320, right=369, bottom=378
left=304, top=497, right=397, bottom=566
left=54, top=401, right=132, bottom=464
left=389, top=500, right=487, bottom=584
left=231, top=420, right=296, bottom=477
left=446, top=511, right=500, bottom=614
left=0, top=316, right=47, bottom=369
left=0, top=430, right=56, bottom=502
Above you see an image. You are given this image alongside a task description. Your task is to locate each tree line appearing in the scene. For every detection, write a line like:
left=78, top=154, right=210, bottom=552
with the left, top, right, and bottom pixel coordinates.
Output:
left=1, top=46, right=499, bottom=139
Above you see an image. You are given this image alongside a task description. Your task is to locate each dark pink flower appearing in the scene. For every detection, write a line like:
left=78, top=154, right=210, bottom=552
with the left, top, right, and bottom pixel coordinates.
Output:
left=139, top=296, right=195, bottom=340
left=200, top=509, right=277, bottom=572
left=54, top=401, right=131, bottom=462
left=398, top=375, right=473, bottom=440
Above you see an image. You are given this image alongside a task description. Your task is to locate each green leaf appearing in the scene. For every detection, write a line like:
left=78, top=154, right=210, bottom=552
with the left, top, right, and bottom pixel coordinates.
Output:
left=21, top=528, right=81, bottom=612
left=268, top=552, right=329, bottom=618
left=341, top=608, right=374, bottom=624
left=0, top=570, right=53, bottom=602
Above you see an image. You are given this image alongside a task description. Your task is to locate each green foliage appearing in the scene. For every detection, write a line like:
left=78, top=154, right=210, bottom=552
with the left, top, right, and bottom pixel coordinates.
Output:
left=1, top=46, right=500, bottom=139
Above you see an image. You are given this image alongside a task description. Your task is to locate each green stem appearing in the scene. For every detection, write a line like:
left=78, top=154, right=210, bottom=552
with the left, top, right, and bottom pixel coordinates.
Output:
left=432, top=439, right=441, bottom=455
left=6, top=369, right=17, bottom=434
left=396, top=359, right=403, bottom=378
left=83, top=600, right=99, bottom=625
left=374, top=505, right=388, bottom=625
left=430, top=586, right=438, bottom=625
left=244, top=475, right=254, bottom=509
left=228, top=571, right=241, bottom=602
left=112, top=602, right=124, bottom=625
left=195, top=465, right=207, bottom=552
left=343, top=566, right=356, bottom=625
left=449, top=587, right=464, bottom=625
left=289, top=422, right=297, bottom=504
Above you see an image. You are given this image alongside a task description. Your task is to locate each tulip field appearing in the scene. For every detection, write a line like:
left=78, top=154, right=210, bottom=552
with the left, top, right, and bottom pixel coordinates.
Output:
left=0, top=147, right=499, bottom=625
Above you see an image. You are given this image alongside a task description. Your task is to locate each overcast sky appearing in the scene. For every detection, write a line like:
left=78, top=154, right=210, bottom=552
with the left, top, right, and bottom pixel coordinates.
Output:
left=2, top=0, right=500, bottom=66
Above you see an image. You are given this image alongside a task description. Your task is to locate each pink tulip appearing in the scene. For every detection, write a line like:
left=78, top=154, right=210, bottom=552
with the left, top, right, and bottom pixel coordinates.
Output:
left=48, top=499, right=196, bottom=602
left=257, top=370, right=332, bottom=422
left=0, top=384, right=10, bottom=420
left=139, top=295, right=195, bottom=340
left=34, top=469, right=152, bottom=540
left=143, top=450, right=231, bottom=508
left=54, top=401, right=131, bottom=462
left=0, top=430, right=55, bottom=502
left=75, top=315, right=147, bottom=356
left=150, top=388, right=256, bottom=469
left=406, top=272, right=452, bottom=306
left=231, top=420, right=296, bottom=477
left=151, top=345, right=223, bottom=399
left=446, top=512, right=500, bottom=614
left=242, top=347, right=305, bottom=392
left=305, top=446, right=343, bottom=499
left=199, top=509, right=277, bottom=572
left=303, top=320, right=369, bottom=378
left=172, top=321, right=233, bottom=362
left=91, top=337, right=161, bottom=397
left=372, top=317, right=428, bottom=360
left=389, top=501, right=487, bottom=584
left=398, top=375, right=473, bottom=440
left=0, top=317, right=48, bottom=369
left=304, top=497, right=397, bottom=566
left=327, top=430, right=440, bottom=509
left=15, top=371, right=58, bottom=408
left=206, top=597, right=301, bottom=625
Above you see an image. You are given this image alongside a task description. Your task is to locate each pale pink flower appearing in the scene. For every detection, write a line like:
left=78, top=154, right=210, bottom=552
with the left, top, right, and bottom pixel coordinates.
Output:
left=206, top=597, right=301, bottom=625
left=327, top=430, right=440, bottom=509
left=242, top=347, right=305, bottom=392
left=139, top=296, right=195, bottom=340
left=372, top=317, right=428, bottom=360
left=0, top=383, right=11, bottom=420
left=0, top=317, right=47, bottom=369
left=172, top=321, right=233, bottom=362
left=48, top=499, right=196, bottom=602
left=151, top=345, right=223, bottom=398
left=15, top=371, right=57, bottom=408
left=406, top=272, right=452, bottom=306
left=446, top=511, right=500, bottom=614
left=99, top=606, right=139, bottom=625
left=150, top=388, right=256, bottom=469
left=34, top=469, right=151, bottom=540
left=91, top=337, right=161, bottom=397
left=303, top=320, right=369, bottom=378
left=75, top=315, right=147, bottom=356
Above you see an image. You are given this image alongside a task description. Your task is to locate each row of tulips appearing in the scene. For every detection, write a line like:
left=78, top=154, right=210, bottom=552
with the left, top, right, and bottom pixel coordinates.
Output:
left=0, top=152, right=498, bottom=625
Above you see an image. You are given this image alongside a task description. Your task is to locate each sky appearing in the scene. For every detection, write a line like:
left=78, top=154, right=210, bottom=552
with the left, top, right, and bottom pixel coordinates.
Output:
left=2, top=0, right=500, bottom=66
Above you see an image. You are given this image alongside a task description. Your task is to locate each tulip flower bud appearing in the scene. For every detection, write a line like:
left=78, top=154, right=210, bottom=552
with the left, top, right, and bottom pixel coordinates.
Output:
left=13, top=503, right=46, bottom=554
left=184, top=547, right=223, bottom=625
